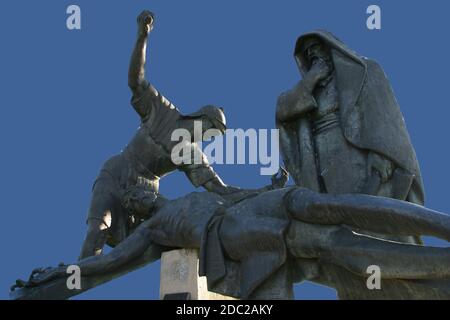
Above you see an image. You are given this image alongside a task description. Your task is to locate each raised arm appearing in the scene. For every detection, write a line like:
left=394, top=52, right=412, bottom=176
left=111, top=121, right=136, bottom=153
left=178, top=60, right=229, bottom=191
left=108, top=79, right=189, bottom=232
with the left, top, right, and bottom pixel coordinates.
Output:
left=128, top=10, right=154, bottom=97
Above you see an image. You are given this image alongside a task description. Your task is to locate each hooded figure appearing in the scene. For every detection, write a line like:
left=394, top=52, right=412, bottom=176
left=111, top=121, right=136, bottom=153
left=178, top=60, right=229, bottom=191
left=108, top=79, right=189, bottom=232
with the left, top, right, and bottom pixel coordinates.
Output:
left=276, top=30, right=424, bottom=209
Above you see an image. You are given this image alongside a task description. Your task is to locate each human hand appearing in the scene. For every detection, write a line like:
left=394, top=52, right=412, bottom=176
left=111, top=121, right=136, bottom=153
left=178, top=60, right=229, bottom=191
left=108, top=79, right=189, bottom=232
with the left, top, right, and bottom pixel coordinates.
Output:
left=367, top=152, right=394, bottom=183
left=137, top=10, right=155, bottom=36
left=271, top=167, right=289, bottom=189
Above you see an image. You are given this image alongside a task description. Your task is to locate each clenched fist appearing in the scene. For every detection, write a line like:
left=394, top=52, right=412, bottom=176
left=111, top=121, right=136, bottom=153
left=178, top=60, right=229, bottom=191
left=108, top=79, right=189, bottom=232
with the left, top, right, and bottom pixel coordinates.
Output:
left=137, top=10, right=155, bottom=36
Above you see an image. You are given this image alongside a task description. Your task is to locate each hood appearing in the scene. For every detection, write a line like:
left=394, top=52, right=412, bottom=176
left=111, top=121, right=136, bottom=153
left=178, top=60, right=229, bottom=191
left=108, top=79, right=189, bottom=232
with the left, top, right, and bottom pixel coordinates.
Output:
left=294, top=30, right=366, bottom=77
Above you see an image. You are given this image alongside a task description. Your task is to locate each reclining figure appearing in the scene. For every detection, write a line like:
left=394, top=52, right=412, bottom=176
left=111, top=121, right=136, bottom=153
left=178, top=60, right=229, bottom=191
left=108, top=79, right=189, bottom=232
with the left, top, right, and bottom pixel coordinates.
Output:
left=13, top=186, right=450, bottom=299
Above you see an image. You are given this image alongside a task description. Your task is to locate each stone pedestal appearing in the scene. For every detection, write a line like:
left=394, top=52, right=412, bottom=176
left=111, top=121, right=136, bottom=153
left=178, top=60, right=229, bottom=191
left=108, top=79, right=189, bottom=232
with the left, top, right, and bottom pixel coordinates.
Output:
left=159, top=249, right=235, bottom=300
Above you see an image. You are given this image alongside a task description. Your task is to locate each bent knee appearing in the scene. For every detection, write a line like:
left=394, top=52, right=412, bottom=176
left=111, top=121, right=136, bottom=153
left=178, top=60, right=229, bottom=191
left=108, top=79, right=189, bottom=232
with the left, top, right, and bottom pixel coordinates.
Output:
left=87, top=210, right=113, bottom=232
left=85, top=219, right=110, bottom=244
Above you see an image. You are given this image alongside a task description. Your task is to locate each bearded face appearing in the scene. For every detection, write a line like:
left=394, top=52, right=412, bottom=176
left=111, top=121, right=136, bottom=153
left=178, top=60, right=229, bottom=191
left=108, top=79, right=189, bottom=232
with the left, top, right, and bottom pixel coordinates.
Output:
left=301, top=38, right=334, bottom=86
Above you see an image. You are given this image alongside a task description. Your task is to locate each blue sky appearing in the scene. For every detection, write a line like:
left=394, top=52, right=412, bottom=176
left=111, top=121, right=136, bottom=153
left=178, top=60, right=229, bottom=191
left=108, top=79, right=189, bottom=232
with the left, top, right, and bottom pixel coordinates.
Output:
left=1, top=0, right=449, bottom=299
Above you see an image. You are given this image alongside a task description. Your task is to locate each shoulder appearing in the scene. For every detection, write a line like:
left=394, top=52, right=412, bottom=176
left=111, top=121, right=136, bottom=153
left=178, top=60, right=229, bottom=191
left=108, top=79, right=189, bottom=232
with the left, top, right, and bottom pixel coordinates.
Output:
left=277, top=90, right=290, bottom=104
left=363, top=58, right=385, bottom=75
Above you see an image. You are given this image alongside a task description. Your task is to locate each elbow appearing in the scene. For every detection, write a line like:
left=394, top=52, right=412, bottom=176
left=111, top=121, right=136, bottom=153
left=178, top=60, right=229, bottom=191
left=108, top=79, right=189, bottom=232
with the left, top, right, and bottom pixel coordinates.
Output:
left=276, top=113, right=287, bottom=123
left=276, top=95, right=290, bottom=123
left=128, top=76, right=149, bottom=94
left=128, top=77, right=139, bottom=91
left=276, top=108, right=288, bottom=123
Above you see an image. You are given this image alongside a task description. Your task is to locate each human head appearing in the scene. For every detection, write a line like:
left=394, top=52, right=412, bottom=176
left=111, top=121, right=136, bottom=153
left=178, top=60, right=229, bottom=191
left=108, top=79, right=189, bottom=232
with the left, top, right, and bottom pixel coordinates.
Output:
left=182, top=105, right=227, bottom=141
left=299, top=36, right=332, bottom=70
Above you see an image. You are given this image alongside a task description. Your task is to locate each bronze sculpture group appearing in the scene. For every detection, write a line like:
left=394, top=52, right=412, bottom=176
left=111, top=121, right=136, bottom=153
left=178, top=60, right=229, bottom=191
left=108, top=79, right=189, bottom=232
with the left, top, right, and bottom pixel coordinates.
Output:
left=10, top=10, right=450, bottom=300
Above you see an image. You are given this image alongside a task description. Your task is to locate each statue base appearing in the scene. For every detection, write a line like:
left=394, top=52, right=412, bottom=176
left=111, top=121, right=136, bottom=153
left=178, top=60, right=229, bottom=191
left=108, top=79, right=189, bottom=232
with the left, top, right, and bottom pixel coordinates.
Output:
left=160, top=249, right=235, bottom=300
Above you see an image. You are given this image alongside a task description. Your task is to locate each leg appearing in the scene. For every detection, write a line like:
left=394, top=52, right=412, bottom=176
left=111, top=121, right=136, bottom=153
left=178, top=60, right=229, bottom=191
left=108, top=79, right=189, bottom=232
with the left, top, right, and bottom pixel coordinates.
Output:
left=79, top=177, right=118, bottom=260
left=286, top=188, right=450, bottom=241
left=287, top=220, right=450, bottom=280
left=312, top=261, right=450, bottom=300
left=78, top=218, right=110, bottom=260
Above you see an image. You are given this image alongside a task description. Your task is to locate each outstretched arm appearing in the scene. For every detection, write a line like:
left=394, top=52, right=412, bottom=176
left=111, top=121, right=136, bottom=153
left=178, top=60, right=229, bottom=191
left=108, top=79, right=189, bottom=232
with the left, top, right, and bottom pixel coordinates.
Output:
left=128, top=10, right=155, bottom=98
left=179, top=144, right=241, bottom=195
left=13, top=220, right=160, bottom=292
left=183, top=162, right=241, bottom=195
